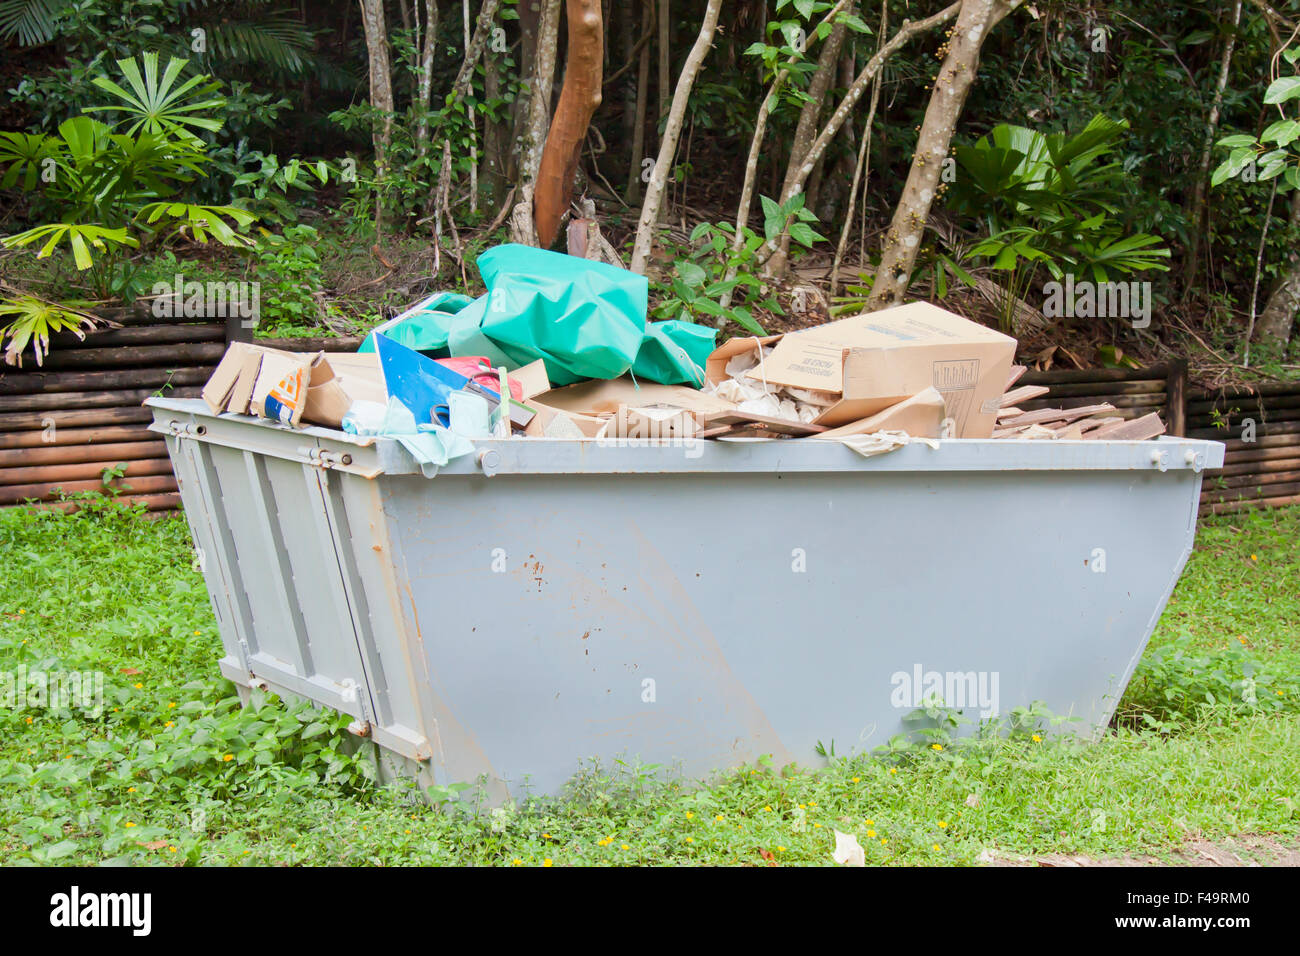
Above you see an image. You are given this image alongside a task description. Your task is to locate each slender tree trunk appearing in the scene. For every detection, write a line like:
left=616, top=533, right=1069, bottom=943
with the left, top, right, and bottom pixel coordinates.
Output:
left=1183, top=0, right=1243, bottom=297
left=868, top=0, right=1023, bottom=309
left=415, top=0, right=440, bottom=163
left=534, top=0, right=605, bottom=247
left=625, top=0, right=654, bottom=202
left=832, top=0, right=887, bottom=294
left=509, top=0, right=543, bottom=181
left=721, top=0, right=849, bottom=307
left=359, top=0, right=395, bottom=234
left=656, top=0, right=671, bottom=222
left=631, top=0, right=723, bottom=275
left=482, top=43, right=510, bottom=206
left=520, top=0, right=564, bottom=190
left=463, top=0, right=479, bottom=212
left=767, top=3, right=856, bottom=275
left=1256, top=188, right=1300, bottom=348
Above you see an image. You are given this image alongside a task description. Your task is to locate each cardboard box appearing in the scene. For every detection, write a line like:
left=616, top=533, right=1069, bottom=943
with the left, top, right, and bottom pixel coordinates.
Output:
left=705, top=304, right=1016, bottom=437
left=301, top=352, right=386, bottom=428
left=534, top=376, right=737, bottom=418
left=202, top=343, right=387, bottom=429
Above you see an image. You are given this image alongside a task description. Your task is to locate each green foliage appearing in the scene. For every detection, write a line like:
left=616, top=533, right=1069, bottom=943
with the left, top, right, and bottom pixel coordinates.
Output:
left=89, top=51, right=226, bottom=142
left=0, top=55, right=257, bottom=298
left=653, top=195, right=824, bottom=336
left=1212, top=48, right=1300, bottom=192
left=946, top=114, right=1172, bottom=284
left=252, top=223, right=326, bottom=334
left=0, top=293, right=97, bottom=366
left=1, top=501, right=1298, bottom=865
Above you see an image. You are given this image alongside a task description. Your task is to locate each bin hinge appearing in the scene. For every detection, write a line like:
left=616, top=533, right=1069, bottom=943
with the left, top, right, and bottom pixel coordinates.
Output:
left=299, top=446, right=353, bottom=470
left=165, top=419, right=207, bottom=438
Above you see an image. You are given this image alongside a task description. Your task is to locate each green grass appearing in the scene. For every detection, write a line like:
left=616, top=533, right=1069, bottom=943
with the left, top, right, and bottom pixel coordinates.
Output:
left=1, top=498, right=1297, bottom=866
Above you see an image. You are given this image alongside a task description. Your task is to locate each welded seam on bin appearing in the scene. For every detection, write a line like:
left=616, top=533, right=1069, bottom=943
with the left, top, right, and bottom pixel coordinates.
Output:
left=311, top=466, right=392, bottom=731
left=187, top=439, right=260, bottom=671
left=242, top=450, right=317, bottom=678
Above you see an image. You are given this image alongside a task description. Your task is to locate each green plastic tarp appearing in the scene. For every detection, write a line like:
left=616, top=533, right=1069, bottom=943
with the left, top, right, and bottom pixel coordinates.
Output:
left=358, top=245, right=716, bottom=387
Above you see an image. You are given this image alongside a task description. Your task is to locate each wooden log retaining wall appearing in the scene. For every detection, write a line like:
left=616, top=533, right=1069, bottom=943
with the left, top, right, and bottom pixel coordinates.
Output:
left=2, top=325, right=1298, bottom=518
left=0, top=304, right=360, bottom=512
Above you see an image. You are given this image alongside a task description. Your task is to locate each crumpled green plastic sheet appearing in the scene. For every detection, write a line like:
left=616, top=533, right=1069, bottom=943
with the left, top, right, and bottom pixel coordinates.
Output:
left=358, top=245, right=716, bottom=387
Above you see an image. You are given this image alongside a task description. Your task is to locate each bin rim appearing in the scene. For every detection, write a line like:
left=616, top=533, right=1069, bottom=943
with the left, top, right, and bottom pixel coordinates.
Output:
left=146, top=396, right=1226, bottom=478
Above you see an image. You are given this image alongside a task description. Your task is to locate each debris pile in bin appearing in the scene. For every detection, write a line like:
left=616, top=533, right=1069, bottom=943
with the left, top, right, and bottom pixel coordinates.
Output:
left=198, top=244, right=1166, bottom=464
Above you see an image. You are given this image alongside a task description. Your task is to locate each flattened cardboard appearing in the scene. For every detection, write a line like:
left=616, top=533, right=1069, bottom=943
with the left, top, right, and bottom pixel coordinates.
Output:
left=532, top=376, right=736, bottom=417
left=706, top=303, right=1016, bottom=436
left=814, top=387, right=946, bottom=440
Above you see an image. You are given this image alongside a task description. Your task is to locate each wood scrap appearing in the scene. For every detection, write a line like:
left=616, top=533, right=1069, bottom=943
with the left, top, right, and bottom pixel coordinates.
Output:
left=697, top=410, right=827, bottom=439
left=999, top=385, right=1050, bottom=407
left=1078, top=416, right=1123, bottom=434
left=996, top=407, right=1024, bottom=419
left=1085, top=412, right=1166, bottom=441
left=998, top=403, right=1116, bottom=428
left=1004, top=365, right=1028, bottom=391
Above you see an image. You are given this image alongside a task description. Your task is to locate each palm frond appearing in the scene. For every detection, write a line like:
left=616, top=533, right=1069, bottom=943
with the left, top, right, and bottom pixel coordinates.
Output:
left=202, top=17, right=316, bottom=75
left=0, top=0, right=63, bottom=46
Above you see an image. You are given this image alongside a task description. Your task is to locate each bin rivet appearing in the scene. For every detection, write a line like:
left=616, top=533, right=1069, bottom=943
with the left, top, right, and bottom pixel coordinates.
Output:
left=478, top=449, right=501, bottom=477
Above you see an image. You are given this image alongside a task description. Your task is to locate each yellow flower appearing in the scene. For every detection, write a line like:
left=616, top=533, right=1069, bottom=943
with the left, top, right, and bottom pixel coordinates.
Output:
left=124, top=822, right=136, bottom=828
left=685, top=812, right=694, bottom=820
left=714, top=814, right=724, bottom=822
left=621, top=844, right=630, bottom=850
left=685, top=836, right=694, bottom=843
left=127, top=787, right=136, bottom=793
left=867, top=829, right=876, bottom=838
left=814, top=822, right=823, bottom=828
left=933, top=843, right=942, bottom=851
left=938, top=820, right=948, bottom=829
left=931, top=744, right=943, bottom=751
left=808, top=802, right=817, bottom=808
left=168, top=846, right=177, bottom=853
left=1032, top=734, right=1043, bottom=743
left=776, top=846, right=785, bottom=853
left=222, top=754, right=234, bottom=762
left=542, top=833, right=551, bottom=840
left=24, top=717, right=32, bottom=725
left=1250, top=554, right=1257, bottom=561
left=168, top=702, right=176, bottom=709
left=880, top=838, right=888, bottom=846
left=405, top=829, right=411, bottom=835
left=165, top=721, right=174, bottom=728
left=864, top=818, right=874, bottom=826
left=798, top=803, right=806, bottom=809
left=888, top=767, right=898, bottom=775
left=133, top=682, right=143, bottom=690
left=763, top=805, right=773, bottom=812
left=512, top=858, right=523, bottom=866
left=851, top=776, right=861, bottom=783
left=193, top=630, right=202, bottom=636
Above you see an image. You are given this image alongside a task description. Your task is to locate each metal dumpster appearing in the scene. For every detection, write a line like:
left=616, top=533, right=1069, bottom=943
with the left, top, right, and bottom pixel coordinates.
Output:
left=146, top=396, right=1223, bottom=800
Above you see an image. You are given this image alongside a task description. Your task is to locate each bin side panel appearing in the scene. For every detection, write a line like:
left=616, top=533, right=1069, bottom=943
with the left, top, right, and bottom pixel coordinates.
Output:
left=196, top=443, right=376, bottom=719
left=381, top=467, right=1199, bottom=798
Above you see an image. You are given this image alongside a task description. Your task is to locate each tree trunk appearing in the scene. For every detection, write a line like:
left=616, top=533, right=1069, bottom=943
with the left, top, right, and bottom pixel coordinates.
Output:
left=1183, top=0, right=1243, bottom=296
left=414, top=0, right=441, bottom=163
left=359, top=0, right=395, bottom=232
left=625, top=0, right=654, bottom=203
left=767, top=3, right=856, bottom=274
left=630, top=0, right=723, bottom=275
left=519, top=0, right=564, bottom=190
left=1256, top=188, right=1300, bottom=348
left=482, top=43, right=510, bottom=206
left=534, top=0, right=605, bottom=248
left=748, top=1, right=961, bottom=270
left=868, top=0, right=1022, bottom=309
left=656, top=0, right=671, bottom=222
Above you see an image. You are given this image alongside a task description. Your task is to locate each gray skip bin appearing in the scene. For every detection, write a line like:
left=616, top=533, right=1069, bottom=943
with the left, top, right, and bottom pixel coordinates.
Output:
left=146, top=396, right=1224, bottom=801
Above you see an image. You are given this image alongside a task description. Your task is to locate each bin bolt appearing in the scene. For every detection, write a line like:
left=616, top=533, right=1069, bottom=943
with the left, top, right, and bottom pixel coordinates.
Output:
left=348, top=720, right=372, bottom=738
left=1150, top=449, right=1168, bottom=472
left=1184, top=449, right=1204, bottom=473
left=478, top=449, right=501, bottom=477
